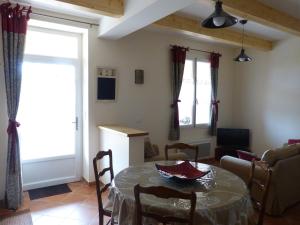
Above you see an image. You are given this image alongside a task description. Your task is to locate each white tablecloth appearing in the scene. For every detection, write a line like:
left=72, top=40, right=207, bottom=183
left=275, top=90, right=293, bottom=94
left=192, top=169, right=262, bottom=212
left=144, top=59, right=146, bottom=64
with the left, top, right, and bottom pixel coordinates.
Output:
left=109, top=161, right=253, bottom=225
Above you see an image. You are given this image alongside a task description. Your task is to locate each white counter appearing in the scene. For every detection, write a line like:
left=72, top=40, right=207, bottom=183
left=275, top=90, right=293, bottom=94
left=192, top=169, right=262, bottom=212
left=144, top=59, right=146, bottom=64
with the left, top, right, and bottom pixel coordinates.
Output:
left=98, top=125, right=149, bottom=183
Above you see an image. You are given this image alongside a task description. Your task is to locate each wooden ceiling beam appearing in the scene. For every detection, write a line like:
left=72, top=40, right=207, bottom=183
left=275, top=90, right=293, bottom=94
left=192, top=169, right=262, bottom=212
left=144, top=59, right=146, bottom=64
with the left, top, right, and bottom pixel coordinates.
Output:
left=56, top=0, right=124, bottom=17
left=154, top=14, right=273, bottom=51
left=221, top=0, right=300, bottom=36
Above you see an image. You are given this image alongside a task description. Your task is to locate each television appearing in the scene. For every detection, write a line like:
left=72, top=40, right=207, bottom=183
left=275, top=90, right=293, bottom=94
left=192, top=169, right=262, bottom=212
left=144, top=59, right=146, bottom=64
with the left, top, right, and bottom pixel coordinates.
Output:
left=217, top=128, right=250, bottom=148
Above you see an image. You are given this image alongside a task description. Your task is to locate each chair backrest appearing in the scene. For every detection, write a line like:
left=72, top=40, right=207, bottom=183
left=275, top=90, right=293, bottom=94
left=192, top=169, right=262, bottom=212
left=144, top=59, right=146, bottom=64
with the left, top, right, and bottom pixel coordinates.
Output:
left=134, top=184, right=196, bottom=225
left=93, top=150, right=114, bottom=212
left=165, top=143, right=199, bottom=162
left=247, top=160, right=272, bottom=225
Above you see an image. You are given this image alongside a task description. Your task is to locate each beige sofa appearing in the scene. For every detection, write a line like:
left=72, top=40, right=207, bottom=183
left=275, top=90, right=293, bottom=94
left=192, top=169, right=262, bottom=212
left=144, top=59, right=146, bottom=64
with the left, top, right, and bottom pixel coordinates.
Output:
left=220, top=144, right=300, bottom=216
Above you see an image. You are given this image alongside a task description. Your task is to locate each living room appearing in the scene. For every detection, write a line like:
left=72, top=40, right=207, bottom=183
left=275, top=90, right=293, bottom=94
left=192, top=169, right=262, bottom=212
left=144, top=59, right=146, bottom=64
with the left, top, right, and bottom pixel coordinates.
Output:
left=0, top=0, right=300, bottom=225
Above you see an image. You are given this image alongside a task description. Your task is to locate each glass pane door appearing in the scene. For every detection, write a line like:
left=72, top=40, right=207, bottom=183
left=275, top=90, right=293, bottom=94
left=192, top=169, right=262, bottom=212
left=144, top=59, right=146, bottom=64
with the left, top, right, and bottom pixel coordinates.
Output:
left=18, top=62, right=77, bottom=160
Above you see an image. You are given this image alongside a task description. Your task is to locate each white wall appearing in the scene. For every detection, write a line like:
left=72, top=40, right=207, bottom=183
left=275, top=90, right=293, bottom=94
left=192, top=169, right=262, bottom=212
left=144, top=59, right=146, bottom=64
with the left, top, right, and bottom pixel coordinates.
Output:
left=233, top=37, right=300, bottom=156
left=87, top=28, right=236, bottom=181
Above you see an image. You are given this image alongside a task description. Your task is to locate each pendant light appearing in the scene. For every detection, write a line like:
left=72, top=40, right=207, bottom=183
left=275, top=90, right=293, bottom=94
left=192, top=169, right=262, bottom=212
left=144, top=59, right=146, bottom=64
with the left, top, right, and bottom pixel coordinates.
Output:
left=202, top=0, right=238, bottom=29
left=234, top=20, right=252, bottom=62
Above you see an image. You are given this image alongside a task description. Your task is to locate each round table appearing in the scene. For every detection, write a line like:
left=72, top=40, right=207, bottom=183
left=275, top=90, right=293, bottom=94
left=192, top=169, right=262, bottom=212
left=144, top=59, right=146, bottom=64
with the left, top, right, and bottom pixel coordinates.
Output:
left=109, top=161, right=253, bottom=225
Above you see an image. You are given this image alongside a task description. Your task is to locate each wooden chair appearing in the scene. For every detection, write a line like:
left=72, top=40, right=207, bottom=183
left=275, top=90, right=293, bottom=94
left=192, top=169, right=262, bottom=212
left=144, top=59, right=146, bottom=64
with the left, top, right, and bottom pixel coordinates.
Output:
left=134, top=184, right=196, bottom=225
left=247, top=160, right=272, bottom=225
left=165, top=143, right=199, bottom=162
left=93, top=150, right=115, bottom=225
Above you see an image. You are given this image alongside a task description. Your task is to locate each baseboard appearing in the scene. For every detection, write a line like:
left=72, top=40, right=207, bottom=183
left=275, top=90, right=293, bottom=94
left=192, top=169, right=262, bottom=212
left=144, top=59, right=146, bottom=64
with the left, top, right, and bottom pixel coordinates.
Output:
left=82, top=177, right=96, bottom=186
left=23, top=176, right=79, bottom=191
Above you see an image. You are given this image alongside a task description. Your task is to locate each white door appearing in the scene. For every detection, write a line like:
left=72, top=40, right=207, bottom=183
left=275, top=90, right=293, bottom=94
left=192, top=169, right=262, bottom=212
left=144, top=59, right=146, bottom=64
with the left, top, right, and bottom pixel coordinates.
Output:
left=18, top=26, right=83, bottom=190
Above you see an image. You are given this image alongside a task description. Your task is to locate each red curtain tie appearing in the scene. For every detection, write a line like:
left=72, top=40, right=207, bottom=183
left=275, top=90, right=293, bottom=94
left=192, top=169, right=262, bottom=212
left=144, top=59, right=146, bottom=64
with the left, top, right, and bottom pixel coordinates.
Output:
left=212, top=100, right=220, bottom=106
left=7, top=119, right=20, bottom=134
left=170, top=99, right=181, bottom=108
left=212, top=100, right=220, bottom=122
left=7, top=119, right=20, bottom=173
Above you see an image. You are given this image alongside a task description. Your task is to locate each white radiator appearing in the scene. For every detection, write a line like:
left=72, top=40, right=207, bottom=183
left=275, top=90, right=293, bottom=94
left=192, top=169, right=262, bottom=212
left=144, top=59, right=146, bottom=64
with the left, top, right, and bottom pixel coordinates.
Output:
left=180, top=139, right=212, bottom=160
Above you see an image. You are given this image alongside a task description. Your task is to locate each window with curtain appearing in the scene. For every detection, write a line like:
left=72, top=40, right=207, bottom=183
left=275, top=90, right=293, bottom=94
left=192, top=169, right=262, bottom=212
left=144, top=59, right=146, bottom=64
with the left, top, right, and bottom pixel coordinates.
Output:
left=178, top=57, right=211, bottom=127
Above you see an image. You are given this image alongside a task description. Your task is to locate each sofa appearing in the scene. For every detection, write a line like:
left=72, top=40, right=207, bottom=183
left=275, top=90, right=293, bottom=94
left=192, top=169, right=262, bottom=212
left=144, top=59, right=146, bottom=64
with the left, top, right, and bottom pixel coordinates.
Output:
left=220, top=144, right=300, bottom=216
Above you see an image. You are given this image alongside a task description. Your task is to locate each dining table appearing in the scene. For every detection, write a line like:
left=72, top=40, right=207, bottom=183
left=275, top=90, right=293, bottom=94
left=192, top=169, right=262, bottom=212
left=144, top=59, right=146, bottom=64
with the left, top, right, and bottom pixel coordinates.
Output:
left=108, top=161, right=254, bottom=225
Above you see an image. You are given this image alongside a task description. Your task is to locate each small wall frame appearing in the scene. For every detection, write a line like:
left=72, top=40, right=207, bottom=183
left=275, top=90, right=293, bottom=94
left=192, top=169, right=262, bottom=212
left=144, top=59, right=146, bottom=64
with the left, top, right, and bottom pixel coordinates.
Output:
left=135, top=69, right=144, bottom=84
left=96, top=67, right=117, bottom=102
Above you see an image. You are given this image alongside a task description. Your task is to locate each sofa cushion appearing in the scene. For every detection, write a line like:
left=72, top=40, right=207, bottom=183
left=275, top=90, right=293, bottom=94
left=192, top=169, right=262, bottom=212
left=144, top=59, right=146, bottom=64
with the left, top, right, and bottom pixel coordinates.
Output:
left=261, top=145, right=299, bottom=166
left=288, top=139, right=300, bottom=145
left=237, top=150, right=260, bottom=161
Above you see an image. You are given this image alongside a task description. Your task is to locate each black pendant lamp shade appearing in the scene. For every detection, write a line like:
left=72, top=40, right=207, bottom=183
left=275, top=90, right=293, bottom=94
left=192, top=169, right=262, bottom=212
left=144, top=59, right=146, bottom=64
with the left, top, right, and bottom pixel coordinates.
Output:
left=234, top=20, right=253, bottom=62
left=202, top=1, right=238, bottom=28
left=234, top=49, right=252, bottom=62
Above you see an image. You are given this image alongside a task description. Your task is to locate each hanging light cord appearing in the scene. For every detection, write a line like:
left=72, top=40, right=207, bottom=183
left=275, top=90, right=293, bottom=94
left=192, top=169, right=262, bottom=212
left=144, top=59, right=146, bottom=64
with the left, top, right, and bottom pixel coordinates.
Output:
left=242, top=23, right=245, bottom=49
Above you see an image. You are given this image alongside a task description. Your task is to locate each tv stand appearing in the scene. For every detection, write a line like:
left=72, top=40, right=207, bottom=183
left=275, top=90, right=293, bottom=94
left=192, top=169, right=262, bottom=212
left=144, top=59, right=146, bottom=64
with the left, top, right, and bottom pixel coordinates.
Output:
left=215, top=146, right=249, bottom=160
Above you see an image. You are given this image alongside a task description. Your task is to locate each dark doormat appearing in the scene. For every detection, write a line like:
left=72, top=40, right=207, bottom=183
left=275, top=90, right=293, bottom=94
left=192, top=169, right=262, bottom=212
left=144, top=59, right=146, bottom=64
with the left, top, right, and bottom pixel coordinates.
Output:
left=28, top=184, right=72, bottom=200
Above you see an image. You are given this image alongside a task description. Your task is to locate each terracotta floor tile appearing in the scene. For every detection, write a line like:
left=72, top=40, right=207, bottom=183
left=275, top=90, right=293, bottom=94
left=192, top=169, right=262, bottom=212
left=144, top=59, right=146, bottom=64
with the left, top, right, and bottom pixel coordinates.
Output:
left=23, top=181, right=300, bottom=225
left=88, top=215, right=110, bottom=225
left=39, top=203, right=79, bottom=218
left=30, top=212, right=43, bottom=223
left=81, top=195, right=98, bottom=208
left=72, top=187, right=96, bottom=197
left=30, top=200, right=60, bottom=213
left=62, top=218, right=88, bottom=225
left=32, top=215, right=65, bottom=225
left=68, top=205, right=98, bottom=223
left=62, top=193, right=90, bottom=204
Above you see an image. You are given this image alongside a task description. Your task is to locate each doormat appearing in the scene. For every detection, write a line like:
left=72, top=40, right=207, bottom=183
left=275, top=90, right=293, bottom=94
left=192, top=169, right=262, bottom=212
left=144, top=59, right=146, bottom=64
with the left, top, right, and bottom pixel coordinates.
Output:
left=28, top=184, right=71, bottom=200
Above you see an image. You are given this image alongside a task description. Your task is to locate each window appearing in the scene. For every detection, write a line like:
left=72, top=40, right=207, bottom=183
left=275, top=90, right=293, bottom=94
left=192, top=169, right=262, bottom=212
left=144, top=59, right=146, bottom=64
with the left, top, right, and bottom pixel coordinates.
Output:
left=179, top=58, right=211, bottom=127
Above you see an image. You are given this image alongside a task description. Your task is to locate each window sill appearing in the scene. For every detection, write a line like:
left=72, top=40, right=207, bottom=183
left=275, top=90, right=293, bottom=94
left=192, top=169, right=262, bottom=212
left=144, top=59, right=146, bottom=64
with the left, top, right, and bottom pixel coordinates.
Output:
left=180, top=124, right=209, bottom=129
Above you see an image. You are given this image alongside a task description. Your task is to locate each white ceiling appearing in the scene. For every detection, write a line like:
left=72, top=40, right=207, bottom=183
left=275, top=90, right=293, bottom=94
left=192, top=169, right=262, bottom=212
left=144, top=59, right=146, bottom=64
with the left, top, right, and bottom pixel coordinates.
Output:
left=177, top=0, right=295, bottom=41
left=14, top=0, right=300, bottom=43
left=17, top=0, right=102, bottom=22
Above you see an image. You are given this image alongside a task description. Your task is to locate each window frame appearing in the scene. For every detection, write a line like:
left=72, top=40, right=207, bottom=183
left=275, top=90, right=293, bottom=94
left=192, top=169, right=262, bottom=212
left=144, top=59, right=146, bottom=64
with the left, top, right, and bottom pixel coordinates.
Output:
left=179, top=55, right=211, bottom=128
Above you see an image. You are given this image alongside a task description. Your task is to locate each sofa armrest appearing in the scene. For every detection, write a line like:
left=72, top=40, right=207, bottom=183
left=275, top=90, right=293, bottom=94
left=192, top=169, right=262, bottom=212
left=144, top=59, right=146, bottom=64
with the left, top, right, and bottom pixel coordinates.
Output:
left=220, top=156, right=252, bottom=183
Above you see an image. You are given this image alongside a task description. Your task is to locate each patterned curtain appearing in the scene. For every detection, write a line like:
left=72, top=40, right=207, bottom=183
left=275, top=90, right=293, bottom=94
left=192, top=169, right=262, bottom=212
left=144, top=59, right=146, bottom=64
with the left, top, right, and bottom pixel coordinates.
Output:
left=0, top=3, right=31, bottom=209
left=209, top=53, right=221, bottom=136
left=168, top=46, right=188, bottom=140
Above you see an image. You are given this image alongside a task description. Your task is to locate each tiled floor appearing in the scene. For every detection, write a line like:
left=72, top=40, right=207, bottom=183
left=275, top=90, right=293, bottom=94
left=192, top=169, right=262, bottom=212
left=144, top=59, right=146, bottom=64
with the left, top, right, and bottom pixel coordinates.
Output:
left=264, top=203, right=300, bottom=225
left=29, top=182, right=109, bottom=225
left=28, top=181, right=300, bottom=225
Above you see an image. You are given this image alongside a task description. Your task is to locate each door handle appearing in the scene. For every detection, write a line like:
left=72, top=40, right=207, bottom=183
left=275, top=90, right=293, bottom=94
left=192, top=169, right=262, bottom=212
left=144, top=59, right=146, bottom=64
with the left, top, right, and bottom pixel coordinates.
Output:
left=72, top=117, right=79, bottom=130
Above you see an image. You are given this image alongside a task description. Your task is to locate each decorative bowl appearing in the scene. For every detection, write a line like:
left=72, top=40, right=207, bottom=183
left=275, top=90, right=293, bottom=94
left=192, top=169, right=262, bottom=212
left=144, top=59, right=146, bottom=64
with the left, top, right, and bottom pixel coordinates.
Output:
left=155, top=161, right=210, bottom=182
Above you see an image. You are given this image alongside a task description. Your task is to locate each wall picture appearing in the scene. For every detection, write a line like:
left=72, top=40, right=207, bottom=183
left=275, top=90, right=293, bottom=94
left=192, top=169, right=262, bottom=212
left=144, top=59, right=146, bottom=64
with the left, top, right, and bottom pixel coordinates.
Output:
left=97, top=77, right=116, bottom=100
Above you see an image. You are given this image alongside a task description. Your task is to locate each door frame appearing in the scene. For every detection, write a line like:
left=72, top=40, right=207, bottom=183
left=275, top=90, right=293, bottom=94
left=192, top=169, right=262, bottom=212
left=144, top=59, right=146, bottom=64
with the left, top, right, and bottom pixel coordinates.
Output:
left=20, top=25, right=83, bottom=190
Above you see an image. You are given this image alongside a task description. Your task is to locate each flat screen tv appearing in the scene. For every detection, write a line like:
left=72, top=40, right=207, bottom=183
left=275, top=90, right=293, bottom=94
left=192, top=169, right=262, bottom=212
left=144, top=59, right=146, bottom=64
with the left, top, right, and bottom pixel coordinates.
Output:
left=217, top=128, right=250, bottom=148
